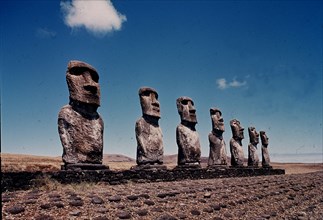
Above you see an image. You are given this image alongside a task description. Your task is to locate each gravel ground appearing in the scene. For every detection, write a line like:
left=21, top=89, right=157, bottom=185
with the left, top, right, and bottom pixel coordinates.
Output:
left=2, top=171, right=323, bottom=220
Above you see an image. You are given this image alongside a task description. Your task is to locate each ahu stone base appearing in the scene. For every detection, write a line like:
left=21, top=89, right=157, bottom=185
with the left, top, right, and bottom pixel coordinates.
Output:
left=1, top=167, right=285, bottom=192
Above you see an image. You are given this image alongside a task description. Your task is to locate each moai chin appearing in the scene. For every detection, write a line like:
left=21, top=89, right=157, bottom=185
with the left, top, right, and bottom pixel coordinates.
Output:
left=58, top=60, right=107, bottom=170
left=207, top=108, right=227, bottom=167
left=135, top=87, right=164, bottom=167
left=260, top=131, right=271, bottom=168
left=229, top=119, right=245, bottom=167
left=248, top=127, right=260, bottom=167
left=176, top=96, right=201, bottom=167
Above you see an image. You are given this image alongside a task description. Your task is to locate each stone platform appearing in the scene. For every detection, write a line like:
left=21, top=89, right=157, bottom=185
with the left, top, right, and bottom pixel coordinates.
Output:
left=1, top=167, right=285, bottom=192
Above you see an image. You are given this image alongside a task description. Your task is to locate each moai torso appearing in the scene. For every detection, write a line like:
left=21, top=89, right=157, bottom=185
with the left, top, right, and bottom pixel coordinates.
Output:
left=176, top=97, right=201, bottom=165
left=58, top=104, right=103, bottom=164
left=135, top=87, right=163, bottom=165
left=260, top=131, right=271, bottom=167
left=248, top=127, right=260, bottom=167
left=58, top=60, right=104, bottom=165
left=207, top=108, right=227, bottom=166
left=230, top=119, right=245, bottom=167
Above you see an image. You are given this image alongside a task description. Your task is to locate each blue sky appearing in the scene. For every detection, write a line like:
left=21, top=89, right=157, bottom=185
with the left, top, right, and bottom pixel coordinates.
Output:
left=1, top=0, right=322, bottom=163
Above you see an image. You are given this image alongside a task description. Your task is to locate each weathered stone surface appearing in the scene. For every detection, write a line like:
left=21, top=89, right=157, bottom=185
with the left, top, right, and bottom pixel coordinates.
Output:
left=207, top=108, right=227, bottom=166
left=58, top=60, right=104, bottom=166
left=176, top=96, right=201, bottom=166
left=5, top=205, right=25, bottom=214
left=248, top=127, right=260, bottom=167
left=260, top=131, right=271, bottom=168
left=117, top=211, right=131, bottom=219
left=230, top=119, right=245, bottom=167
left=136, top=87, right=164, bottom=165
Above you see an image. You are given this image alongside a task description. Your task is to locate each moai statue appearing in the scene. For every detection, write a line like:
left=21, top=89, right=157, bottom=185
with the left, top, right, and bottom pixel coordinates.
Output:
left=58, top=60, right=107, bottom=170
left=248, top=127, right=260, bottom=167
left=230, top=119, right=245, bottom=167
left=176, top=96, right=201, bottom=167
left=207, top=108, right=227, bottom=167
left=260, top=131, right=271, bottom=168
left=135, top=87, right=165, bottom=169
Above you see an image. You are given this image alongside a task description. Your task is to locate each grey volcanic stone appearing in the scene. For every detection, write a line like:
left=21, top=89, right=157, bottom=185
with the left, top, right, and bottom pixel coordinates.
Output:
left=248, top=127, right=260, bottom=167
left=176, top=96, right=201, bottom=165
left=5, top=205, right=25, bottom=214
left=127, top=195, right=138, bottom=201
left=230, top=119, right=245, bottom=167
left=108, top=195, right=121, bottom=202
left=91, top=196, right=104, bottom=204
left=156, top=213, right=177, bottom=220
left=117, top=211, right=131, bottom=219
left=208, top=108, right=227, bottom=166
left=69, top=200, right=84, bottom=206
left=58, top=60, right=105, bottom=166
left=136, top=209, right=148, bottom=216
left=191, top=209, right=201, bottom=215
left=35, top=214, right=54, bottom=220
left=40, top=203, right=51, bottom=209
left=136, top=87, right=163, bottom=165
left=144, top=200, right=155, bottom=206
left=260, top=131, right=271, bottom=167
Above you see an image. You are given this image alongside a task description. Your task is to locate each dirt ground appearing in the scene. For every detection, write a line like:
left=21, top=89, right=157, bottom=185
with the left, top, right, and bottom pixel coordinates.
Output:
left=1, top=153, right=323, bottom=219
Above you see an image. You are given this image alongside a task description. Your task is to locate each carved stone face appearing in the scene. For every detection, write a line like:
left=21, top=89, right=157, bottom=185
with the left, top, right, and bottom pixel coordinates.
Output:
left=210, top=108, right=224, bottom=133
left=260, top=131, right=269, bottom=146
left=139, top=87, right=160, bottom=118
left=176, top=96, right=197, bottom=124
left=230, top=119, right=244, bottom=140
left=66, top=60, right=100, bottom=106
left=248, top=127, right=259, bottom=145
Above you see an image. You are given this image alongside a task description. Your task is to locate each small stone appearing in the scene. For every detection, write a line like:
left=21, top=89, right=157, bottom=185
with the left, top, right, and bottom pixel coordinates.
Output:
left=48, top=193, right=61, bottom=198
left=297, top=212, right=307, bottom=216
left=69, top=200, right=84, bottom=206
left=115, top=204, right=125, bottom=209
left=224, top=212, right=233, bottom=218
left=93, top=216, right=109, bottom=220
left=25, top=199, right=37, bottom=204
left=139, top=193, right=150, bottom=199
left=53, top=202, right=64, bottom=208
left=191, top=209, right=200, bottom=215
left=137, top=209, right=148, bottom=216
left=5, top=205, right=25, bottom=214
left=40, top=203, right=51, bottom=209
left=203, top=207, right=213, bottom=213
left=144, top=200, right=155, bottom=206
left=92, top=196, right=104, bottom=204
left=213, top=217, right=223, bottom=220
left=97, top=207, right=109, bottom=213
left=261, top=214, right=271, bottom=219
left=152, top=207, right=163, bottom=212
left=117, top=211, right=131, bottom=219
left=35, top=214, right=54, bottom=220
left=177, top=213, right=187, bottom=219
left=157, top=193, right=168, bottom=198
left=70, top=210, right=81, bottom=216
left=211, top=204, right=221, bottom=211
left=204, top=192, right=212, bottom=198
left=108, top=195, right=121, bottom=202
left=127, top=195, right=139, bottom=201
left=155, top=213, right=177, bottom=220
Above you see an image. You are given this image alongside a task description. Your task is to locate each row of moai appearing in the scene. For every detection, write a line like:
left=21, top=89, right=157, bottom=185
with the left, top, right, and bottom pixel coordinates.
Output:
left=58, top=60, right=271, bottom=171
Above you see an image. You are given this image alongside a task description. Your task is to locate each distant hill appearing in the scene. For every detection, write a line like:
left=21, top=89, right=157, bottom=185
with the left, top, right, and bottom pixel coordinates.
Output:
left=103, top=154, right=135, bottom=162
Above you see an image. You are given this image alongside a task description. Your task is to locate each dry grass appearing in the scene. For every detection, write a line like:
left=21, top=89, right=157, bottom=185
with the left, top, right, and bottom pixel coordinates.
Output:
left=1, top=153, right=322, bottom=174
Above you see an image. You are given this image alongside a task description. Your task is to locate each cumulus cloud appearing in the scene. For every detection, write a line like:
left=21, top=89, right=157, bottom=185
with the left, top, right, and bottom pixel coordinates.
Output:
left=60, top=0, right=127, bottom=36
left=35, top=28, right=57, bottom=39
left=216, top=78, right=247, bottom=90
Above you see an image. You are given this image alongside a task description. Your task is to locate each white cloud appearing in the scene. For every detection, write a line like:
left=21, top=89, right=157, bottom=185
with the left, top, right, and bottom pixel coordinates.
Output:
left=60, top=0, right=127, bottom=36
left=36, top=28, right=57, bottom=39
left=216, top=77, right=247, bottom=90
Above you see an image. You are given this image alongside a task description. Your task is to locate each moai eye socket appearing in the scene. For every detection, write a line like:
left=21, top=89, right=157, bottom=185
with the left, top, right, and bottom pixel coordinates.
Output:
left=181, top=100, right=188, bottom=105
left=142, top=91, right=151, bottom=97
left=69, top=67, right=99, bottom=83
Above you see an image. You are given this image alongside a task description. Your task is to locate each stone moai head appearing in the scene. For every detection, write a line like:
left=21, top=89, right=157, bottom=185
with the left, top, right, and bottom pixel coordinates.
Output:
left=139, top=87, right=160, bottom=118
left=176, top=96, right=197, bottom=124
left=66, top=60, right=101, bottom=106
left=230, top=119, right=244, bottom=140
left=248, top=127, right=259, bottom=145
left=210, top=108, right=225, bottom=133
left=260, top=131, right=269, bottom=146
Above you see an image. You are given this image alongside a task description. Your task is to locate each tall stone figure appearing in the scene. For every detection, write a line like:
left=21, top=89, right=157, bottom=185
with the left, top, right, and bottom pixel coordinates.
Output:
left=58, top=60, right=107, bottom=170
left=260, top=131, right=271, bottom=168
left=230, top=119, right=245, bottom=167
left=248, top=127, right=260, bottom=167
left=135, top=87, right=164, bottom=166
left=176, top=97, right=201, bottom=167
left=207, top=108, right=227, bottom=167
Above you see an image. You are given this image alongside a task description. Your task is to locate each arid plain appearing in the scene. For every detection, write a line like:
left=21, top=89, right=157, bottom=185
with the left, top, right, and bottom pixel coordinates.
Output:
left=1, top=153, right=323, bottom=219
